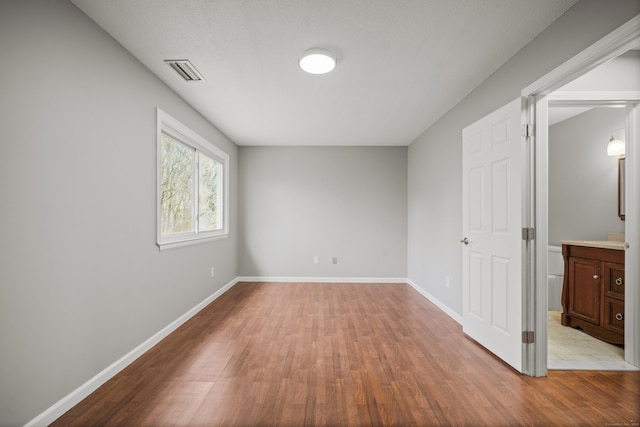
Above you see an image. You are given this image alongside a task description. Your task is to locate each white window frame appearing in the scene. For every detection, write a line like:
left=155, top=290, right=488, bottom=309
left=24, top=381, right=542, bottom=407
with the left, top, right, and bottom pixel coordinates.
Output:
left=156, top=108, right=229, bottom=250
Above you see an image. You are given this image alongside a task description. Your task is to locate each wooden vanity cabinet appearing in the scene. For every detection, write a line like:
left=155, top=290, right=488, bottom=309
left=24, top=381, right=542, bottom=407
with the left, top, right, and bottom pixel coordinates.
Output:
left=561, top=244, right=625, bottom=345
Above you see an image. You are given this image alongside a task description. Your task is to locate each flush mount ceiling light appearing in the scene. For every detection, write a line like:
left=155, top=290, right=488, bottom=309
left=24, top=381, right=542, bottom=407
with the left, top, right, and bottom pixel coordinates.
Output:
left=299, top=48, right=336, bottom=74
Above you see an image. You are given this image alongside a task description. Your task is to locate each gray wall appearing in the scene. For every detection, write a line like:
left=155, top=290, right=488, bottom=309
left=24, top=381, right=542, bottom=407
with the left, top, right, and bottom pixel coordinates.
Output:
left=0, top=1, right=239, bottom=425
left=239, top=146, right=407, bottom=278
left=549, top=108, right=625, bottom=245
left=407, top=0, right=640, bottom=315
left=560, top=50, right=640, bottom=92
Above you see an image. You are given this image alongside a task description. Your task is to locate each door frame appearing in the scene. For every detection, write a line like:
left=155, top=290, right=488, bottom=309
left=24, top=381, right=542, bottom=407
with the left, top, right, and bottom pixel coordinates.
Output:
left=521, top=14, right=640, bottom=376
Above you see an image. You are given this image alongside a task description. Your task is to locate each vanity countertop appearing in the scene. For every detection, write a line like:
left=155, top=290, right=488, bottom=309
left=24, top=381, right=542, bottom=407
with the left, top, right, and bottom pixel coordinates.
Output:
left=560, top=240, right=625, bottom=250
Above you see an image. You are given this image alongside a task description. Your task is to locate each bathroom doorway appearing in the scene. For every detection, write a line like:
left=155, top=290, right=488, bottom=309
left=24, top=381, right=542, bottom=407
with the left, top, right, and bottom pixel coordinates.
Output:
left=546, top=102, right=630, bottom=370
left=521, top=15, right=640, bottom=376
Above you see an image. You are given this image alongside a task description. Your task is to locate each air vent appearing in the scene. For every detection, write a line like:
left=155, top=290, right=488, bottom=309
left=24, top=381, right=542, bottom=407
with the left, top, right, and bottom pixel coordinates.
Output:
left=165, top=60, right=205, bottom=82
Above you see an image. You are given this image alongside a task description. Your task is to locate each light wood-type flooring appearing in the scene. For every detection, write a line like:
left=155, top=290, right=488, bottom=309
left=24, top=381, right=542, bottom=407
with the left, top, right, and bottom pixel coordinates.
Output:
left=52, top=282, right=640, bottom=426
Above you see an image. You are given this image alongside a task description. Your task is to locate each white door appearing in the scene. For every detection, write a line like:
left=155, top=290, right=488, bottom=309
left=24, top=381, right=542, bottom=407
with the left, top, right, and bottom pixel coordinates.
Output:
left=462, top=98, right=523, bottom=372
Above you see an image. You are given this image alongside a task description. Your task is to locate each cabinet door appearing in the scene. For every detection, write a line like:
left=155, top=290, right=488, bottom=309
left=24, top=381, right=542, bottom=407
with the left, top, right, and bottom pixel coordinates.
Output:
left=568, top=257, right=601, bottom=325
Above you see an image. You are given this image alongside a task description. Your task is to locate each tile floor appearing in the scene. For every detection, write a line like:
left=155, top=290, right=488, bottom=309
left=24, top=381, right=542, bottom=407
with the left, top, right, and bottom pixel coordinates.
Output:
left=547, top=310, right=638, bottom=371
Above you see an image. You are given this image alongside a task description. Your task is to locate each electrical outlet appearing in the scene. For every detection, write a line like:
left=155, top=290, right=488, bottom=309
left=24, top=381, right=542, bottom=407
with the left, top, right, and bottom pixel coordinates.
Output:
left=446, top=276, right=450, bottom=288
left=313, top=256, right=319, bottom=264
left=332, top=257, right=338, bottom=265
left=210, top=267, right=215, bottom=278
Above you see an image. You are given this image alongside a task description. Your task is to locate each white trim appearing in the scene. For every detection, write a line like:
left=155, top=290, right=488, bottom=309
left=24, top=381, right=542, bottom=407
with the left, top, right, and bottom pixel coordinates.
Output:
left=158, top=232, right=228, bottom=251
left=533, top=95, right=550, bottom=377
left=549, top=91, right=640, bottom=104
left=24, top=277, right=240, bottom=427
left=236, top=276, right=408, bottom=284
left=625, top=103, right=640, bottom=367
left=522, top=14, right=640, bottom=97
left=407, top=279, right=463, bottom=325
left=522, top=95, right=540, bottom=377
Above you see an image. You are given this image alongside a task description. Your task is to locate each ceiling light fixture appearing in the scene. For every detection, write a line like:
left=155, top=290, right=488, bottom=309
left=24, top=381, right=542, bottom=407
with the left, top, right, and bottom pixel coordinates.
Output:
left=299, top=48, right=336, bottom=74
left=607, top=128, right=625, bottom=157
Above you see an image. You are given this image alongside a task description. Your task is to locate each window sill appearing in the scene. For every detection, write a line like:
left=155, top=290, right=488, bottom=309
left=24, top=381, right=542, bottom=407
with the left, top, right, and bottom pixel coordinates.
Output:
left=157, top=233, right=228, bottom=251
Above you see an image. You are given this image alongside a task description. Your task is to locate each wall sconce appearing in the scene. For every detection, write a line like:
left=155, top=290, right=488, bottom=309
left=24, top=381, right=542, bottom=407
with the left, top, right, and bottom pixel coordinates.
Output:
left=607, top=128, right=625, bottom=157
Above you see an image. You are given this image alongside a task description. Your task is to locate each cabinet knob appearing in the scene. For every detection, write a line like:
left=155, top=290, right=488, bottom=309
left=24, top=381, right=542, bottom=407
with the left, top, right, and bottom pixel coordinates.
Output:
left=615, top=277, right=623, bottom=286
left=615, top=313, right=624, bottom=321
left=593, top=275, right=599, bottom=280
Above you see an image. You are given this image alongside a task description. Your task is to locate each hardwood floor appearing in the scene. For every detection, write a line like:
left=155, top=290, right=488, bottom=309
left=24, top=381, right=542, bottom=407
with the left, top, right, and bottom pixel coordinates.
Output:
left=52, top=282, right=640, bottom=426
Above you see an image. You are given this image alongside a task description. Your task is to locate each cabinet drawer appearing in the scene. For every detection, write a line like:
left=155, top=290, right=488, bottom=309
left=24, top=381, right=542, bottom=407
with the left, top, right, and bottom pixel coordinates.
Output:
left=605, top=263, right=625, bottom=298
left=604, top=297, right=625, bottom=335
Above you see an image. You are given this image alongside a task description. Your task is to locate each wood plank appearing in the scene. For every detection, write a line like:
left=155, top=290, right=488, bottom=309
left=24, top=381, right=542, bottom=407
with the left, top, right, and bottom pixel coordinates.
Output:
left=51, top=282, right=640, bottom=426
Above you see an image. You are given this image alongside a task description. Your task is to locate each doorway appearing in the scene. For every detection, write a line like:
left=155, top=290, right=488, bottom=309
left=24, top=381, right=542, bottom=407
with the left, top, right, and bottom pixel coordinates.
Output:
left=521, top=14, right=640, bottom=376
left=546, top=104, right=629, bottom=370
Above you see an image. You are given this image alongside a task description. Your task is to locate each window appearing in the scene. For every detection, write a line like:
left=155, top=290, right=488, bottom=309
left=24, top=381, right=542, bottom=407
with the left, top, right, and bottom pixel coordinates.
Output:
left=157, top=108, right=229, bottom=250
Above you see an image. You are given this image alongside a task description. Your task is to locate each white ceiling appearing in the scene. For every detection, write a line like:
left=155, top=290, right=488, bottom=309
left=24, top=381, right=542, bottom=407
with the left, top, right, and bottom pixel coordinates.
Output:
left=71, top=0, right=578, bottom=146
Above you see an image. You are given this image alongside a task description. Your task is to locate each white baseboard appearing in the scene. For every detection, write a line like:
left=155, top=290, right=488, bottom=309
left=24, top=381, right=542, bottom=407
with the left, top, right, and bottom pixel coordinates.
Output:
left=407, top=279, right=463, bottom=325
left=24, top=277, right=240, bottom=427
left=236, top=276, right=408, bottom=283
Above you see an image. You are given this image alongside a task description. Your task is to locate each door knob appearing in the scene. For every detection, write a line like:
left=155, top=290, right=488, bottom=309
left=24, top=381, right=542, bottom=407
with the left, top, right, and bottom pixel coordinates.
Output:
left=460, top=237, right=470, bottom=245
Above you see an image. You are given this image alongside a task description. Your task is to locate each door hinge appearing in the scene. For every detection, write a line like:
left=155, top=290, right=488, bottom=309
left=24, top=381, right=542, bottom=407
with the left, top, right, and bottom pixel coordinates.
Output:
left=522, top=227, right=535, bottom=241
left=522, top=124, right=533, bottom=138
left=522, top=331, right=535, bottom=344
